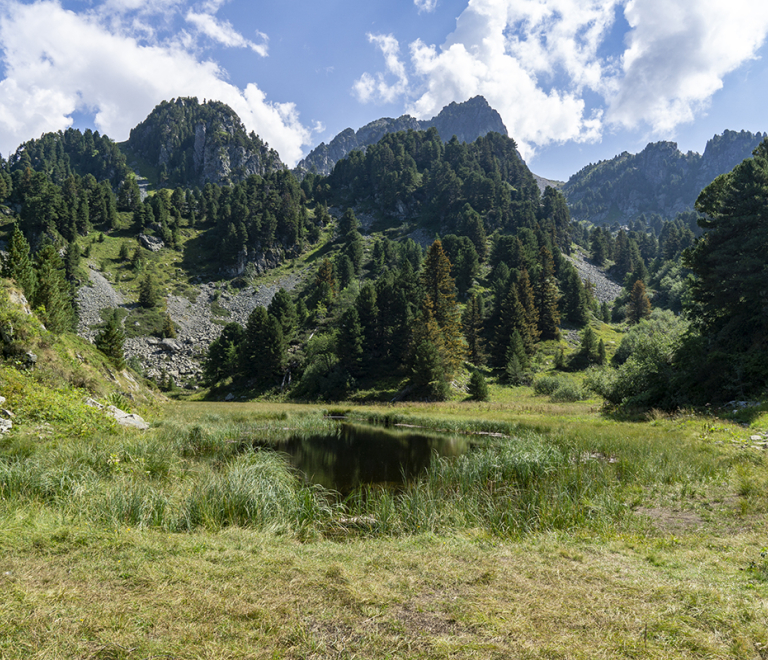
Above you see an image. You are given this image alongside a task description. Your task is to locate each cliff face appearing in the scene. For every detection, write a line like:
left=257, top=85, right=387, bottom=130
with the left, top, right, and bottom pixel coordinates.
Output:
left=296, top=96, right=508, bottom=176
left=125, top=97, right=285, bottom=187
left=563, top=130, right=766, bottom=225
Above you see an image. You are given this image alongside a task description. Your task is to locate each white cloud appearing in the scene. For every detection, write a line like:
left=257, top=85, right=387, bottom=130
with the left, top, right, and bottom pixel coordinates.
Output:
left=355, top=0, right=768, bottom=158
left=414, top=0, right=438, bottom=13
left=0, top=1, right=310, bottom=164
left=606, top=0, right=768, bottom=132
left=185, top=10, right=268, bottom=55
left=402, top=0, right=614, bottom=157
left=353, top=33, right=410, bottom=104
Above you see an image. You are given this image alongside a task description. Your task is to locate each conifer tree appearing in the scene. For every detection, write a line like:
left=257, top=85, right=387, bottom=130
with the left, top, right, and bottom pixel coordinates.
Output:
left=580, top=325, right=598, bottom=362
left=462, top=292, right=485, bottom=366
left=138, top=273, right=159, bottom=308
left=516, top=268, right=540, bottom=347
left=2, top=225, right=36, bottom=300
left=337, top=307, right=364, bottom=375
left=33, top=243, right=76, bottom=333
left=268, top=288, right=297, bottom=341
left=627, top=280, right=651, bottom=324
left=64, top=240, right=81, bottom=283
left=203, top=322, right=244, bottom=384
left=161, top=313, right=176, bottom=339
left=421, top=239, right=465, bottom=376
left=240, top=307, right=285, bottom=386
left=467, top=371, right=490, bottom=401
left=95, top=311, right=125, bottom=370
left=536, top=246, right=561, bottom=340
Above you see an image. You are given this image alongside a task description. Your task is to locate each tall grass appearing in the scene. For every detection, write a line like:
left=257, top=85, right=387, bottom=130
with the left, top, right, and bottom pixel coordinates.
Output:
left=0, top=406, right=747, bottom=539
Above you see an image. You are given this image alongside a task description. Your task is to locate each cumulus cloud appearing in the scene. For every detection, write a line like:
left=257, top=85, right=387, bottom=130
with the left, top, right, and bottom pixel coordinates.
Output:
left=353, top=34, right=410, bottom=104
left=402, top=0, right=614, bottom=157
left=357, top=0, right=768, bottom=158
left=0, top=1, right=310, bottom=164
left=606, top=0, right=768, bottom=132
left=185, top=10, right=268, bottom=55
left=414, top=0, right=438, bottom=13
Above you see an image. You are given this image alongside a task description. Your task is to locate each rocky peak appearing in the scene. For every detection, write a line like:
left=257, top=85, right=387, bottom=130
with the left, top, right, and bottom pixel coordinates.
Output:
left=125, top=97, right=285, bottom=187
left=296, top=96, right=508, bottom=176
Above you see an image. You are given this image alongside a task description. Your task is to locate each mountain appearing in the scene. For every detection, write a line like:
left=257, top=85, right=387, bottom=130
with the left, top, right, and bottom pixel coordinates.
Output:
left=297, top=96, right=508, bottom=176
left=563, top=129, right=766, bottom=225
left=123, top=97, right=285, bottom=187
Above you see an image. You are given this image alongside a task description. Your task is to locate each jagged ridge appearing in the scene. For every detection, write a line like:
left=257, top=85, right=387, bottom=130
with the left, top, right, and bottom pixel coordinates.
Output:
left=297, top=96, right=508, bottom=176
left=563, top=129, right=766, bottom=225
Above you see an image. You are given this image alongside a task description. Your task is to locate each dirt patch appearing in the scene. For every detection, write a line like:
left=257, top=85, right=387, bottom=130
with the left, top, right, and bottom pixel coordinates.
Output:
left=395, top=605, right=461, bottom=636
left=634, top=507, right=704, bottom=534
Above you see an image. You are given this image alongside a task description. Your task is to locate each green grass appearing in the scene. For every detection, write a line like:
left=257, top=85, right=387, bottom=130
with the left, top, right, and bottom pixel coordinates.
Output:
left=1, top=359, right=767, bottom=657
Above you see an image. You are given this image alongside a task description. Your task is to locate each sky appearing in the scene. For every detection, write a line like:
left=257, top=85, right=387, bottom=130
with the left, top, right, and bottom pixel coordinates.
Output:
left=0, top=0, right=767, bottom=181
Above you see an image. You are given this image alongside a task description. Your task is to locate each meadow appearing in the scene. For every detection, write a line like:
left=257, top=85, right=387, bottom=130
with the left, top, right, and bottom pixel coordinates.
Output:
left=1, top=395, right=767, bottom=658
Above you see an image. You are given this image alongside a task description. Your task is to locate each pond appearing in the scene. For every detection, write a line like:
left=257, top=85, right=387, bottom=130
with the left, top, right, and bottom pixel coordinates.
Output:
left=256, top=422, right=470, bottom=493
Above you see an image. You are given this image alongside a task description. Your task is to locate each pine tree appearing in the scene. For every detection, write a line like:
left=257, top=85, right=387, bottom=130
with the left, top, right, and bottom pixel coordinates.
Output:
left=580, top=325, right=598, bottom=362
left=268, top=288, right=297, bottom=341
left=421, top=240, right=465, bottom=376
left=536, top=246, right=560, bottom=340
left=461, top=292, right=485, bottom=366
left=161, top=313, right=176, bottom=339
left=95, top=311, right=126, bottom=369
left=138, top=273, right=159, bottom=308
left=2, top=225, right=36, bottom=300
left=33, top=244, right=76, bottom=333
left=597, top=338, right=606, bottom=365
left=627, top=280, right=651, bottom=324
left=337, top=307, right=364, bottom=375
left=203, top=322, right=244, bottom=384
left=240, top=307, right=285, bottom=386
left=467, top=371, right=489, bottom=401
left=516, top=268, right=540, bottom=348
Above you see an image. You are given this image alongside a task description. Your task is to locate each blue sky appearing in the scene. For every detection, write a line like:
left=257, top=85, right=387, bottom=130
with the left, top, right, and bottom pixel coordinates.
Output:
left=0, top=0, right=767, bottom=181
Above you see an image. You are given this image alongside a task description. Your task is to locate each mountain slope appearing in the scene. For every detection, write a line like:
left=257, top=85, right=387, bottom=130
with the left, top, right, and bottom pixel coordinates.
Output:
left=123, top=97, right=285, bottom=187
left=297, top=96, right=508, bottom=176
left=563, top=129, right=766, bottom=225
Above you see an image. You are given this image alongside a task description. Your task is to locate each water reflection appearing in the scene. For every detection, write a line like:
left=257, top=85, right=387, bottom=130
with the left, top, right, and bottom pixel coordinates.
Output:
left=255, top=423, right=469, bottom=493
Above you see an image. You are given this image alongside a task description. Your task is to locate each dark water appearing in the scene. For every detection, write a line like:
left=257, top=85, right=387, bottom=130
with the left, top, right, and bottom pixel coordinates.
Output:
left=257, top=423, right=469, bottom=493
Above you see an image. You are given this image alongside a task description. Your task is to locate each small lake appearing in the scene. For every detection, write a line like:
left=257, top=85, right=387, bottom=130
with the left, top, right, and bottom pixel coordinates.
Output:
left=256, top=423, right=470, bottom=493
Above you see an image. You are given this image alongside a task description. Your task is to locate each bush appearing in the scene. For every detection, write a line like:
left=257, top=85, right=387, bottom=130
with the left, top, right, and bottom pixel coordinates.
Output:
left=533, top=374, right=585, bottom=402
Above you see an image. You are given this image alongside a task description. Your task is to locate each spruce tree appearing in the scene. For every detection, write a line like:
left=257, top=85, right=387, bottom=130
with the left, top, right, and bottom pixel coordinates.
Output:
left=95, top=311, right=126, bottom=369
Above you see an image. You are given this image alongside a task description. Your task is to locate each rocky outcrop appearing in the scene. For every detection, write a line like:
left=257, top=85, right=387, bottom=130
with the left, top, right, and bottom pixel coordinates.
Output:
left=125, top=97, right=285, bottom=187
left=296, top=96, right=508, bottom=176
left=77, top=264, right=305, bottom=387
left=563, top=130, right=766, bottom=225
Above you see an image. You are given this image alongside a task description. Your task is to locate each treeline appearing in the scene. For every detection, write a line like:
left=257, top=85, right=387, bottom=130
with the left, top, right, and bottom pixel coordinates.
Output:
left=203, top=208, right=595, bottom=401
left=587, top=138, right=768, bottom=406
left=308, top=129, right=571, bottom=255
left=7, top=128, right=131, bottom=188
